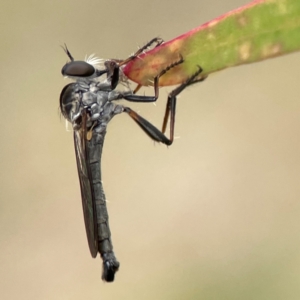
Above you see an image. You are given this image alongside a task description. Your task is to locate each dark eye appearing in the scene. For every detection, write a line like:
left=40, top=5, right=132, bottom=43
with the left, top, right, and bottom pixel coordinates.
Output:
left=62, top=61, right=95, bottom=77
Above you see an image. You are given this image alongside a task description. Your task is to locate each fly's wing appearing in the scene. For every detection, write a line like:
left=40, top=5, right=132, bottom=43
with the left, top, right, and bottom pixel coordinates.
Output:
left=73, top=112, right=98, bottom=257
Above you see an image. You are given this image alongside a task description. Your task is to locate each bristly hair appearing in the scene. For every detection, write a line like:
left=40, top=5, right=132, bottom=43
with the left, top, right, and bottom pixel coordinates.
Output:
left=85, top=54, right=104, bottom=67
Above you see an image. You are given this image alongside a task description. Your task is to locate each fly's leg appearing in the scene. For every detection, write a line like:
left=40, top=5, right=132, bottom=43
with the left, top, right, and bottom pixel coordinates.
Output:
left=104, top=60, right=120, bottom=90
left=116, top=37, right=164, bottom=66
left=123, top=106, right=172, bottom=145
left=161, top=66, right=207, bottom=140
left=115, top=37, right=164, bottom=93
left=121, top=55, right=184, bottom=102
left=98, top=38, right=164, bottom=91
left=124, top=66, right=207, bottom=146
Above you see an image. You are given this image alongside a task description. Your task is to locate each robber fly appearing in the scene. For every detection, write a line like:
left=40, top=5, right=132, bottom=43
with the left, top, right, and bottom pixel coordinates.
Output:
left=59, top=38, right=205, bottom=282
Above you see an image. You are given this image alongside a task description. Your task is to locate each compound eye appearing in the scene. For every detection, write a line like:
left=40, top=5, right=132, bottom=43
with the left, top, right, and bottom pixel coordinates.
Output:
left=62, top=61, right=95, bottom=77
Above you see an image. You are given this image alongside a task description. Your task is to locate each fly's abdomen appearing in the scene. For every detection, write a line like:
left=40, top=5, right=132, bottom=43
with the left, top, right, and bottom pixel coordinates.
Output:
left=87, top=130, right=119, bottom=281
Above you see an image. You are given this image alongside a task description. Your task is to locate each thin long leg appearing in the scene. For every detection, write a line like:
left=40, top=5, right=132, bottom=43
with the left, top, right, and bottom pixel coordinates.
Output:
left=122, top=56, right=184, bottom=103
left=161, top=67, right=207, bottom=142
left=133, top=84, right=142, bottom=94
left=123, top=107, right=172, bottom=145
left=98, top=38, right=164, bottom=90
left=118, top=37, right=164, bottom=66
left=122, top=37, right=163, bottom=96
left=124, top=66, right=207, bottom=146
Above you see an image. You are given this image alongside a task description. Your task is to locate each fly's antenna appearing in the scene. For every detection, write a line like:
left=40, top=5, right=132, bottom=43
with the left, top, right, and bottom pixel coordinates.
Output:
left=61, top=44, right=74, bottom=61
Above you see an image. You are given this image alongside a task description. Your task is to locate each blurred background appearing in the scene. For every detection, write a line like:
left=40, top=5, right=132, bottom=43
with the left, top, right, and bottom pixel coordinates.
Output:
left=1, top=0, right=300, bottom=299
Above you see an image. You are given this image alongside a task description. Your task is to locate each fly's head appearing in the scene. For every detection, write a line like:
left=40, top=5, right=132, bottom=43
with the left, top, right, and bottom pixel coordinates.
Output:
left=61, top=45, right=107, bottom=80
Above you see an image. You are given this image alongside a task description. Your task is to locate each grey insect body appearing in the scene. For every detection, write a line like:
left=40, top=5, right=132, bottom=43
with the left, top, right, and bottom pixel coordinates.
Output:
left=59, top=38, right=205, bottom=282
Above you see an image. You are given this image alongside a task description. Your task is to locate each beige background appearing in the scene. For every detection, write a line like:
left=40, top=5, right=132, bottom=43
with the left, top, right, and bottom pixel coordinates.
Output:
left=1, top=0, right=300, bottom=299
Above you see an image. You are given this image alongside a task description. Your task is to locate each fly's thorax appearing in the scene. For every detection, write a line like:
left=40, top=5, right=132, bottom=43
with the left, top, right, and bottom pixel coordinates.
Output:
left=93, top=102, right=123, bottom=133
left=60, top=78, right=110, bottom=124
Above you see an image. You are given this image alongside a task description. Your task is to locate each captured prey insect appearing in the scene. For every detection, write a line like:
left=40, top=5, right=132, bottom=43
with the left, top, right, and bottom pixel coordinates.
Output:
left=59, top=38, right=206, bottom=282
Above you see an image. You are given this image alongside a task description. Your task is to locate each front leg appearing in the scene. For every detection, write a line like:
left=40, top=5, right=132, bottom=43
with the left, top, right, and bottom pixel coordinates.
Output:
left=96, top=60, right=120, bottom=91
left=98, top=38, right=165, bottom=94
left=114, top=37, right=164, bottom=67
